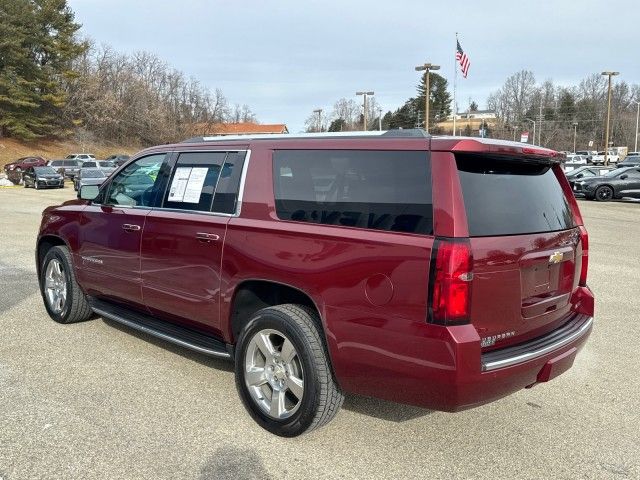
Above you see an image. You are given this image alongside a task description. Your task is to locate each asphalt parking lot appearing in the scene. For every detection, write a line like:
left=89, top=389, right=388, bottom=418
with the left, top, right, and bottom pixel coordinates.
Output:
left=0, top=184, right=638, bottom=480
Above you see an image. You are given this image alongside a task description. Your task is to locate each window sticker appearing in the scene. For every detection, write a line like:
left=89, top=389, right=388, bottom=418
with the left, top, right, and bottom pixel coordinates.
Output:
left=182, top=167, right=208, bottom=203
left=168, top=167, right=192, bottom=202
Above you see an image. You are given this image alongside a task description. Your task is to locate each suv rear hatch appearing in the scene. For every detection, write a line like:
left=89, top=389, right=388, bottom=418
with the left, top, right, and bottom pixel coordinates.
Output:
left=455, top=154, right=584, bottom=350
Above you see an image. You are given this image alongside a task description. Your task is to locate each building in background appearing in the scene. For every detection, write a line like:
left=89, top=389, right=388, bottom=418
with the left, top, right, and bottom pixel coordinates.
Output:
left=189, top=122, right=289, bottom=136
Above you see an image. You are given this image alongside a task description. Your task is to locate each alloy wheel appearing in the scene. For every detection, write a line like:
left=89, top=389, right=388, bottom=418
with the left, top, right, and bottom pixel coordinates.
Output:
left=244, top=329, right=304, bottom=420
left=44, top=258, right=67, bottom=314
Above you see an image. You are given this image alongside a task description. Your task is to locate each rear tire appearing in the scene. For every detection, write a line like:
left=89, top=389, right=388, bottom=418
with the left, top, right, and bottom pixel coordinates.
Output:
left=595, top=185, right=613, bottom=202
left=235, top=304, right=344, bottom=437
left=40, top=246, right=93, bottom=324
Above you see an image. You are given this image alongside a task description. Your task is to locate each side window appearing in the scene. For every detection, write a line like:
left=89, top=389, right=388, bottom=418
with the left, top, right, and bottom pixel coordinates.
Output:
left=105, top=154, right=166, bottom=207
left=627, top=169, right=640, bottom=178
left=163, top=152, right=226, bottom=212
left=212, top=152, right=246, bottom=214
left=273, top=150, right=433, bottom=235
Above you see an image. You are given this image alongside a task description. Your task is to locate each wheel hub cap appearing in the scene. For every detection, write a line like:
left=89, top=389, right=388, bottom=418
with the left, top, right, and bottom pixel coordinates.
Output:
left=244, top=329, right=304, bottom=420
left=44, top=258, right=67, bottom=314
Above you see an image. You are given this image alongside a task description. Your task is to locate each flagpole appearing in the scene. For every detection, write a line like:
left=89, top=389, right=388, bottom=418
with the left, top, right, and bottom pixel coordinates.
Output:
left=453, top=32, right=458, bottom=136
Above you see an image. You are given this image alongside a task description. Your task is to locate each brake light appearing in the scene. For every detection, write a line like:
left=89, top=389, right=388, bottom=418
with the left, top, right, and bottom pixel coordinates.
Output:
left=429, top=239, right=473, bottom=325
left=579, top=226, right=589, bottom=286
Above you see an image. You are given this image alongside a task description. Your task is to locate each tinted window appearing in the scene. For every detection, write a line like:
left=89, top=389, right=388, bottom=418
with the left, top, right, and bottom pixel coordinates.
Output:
left=456, top=155, right=575, bottom=237
left=81, top=169, right=106, bottom=178
left=105, top=154, right=165, bottom=207
left=50, top=161, right=62, bottom=167
left=625, top=169, right=640, bottom=178
left=212, top=152, right=246, bottom=214
left=163, top=152, right=225, bottom=212
left=273, top=150, right=433, bottom=235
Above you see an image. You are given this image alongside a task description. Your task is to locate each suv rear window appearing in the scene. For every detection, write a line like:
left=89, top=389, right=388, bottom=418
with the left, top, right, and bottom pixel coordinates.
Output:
left=456, top=155, right=575, bottom=237
left=273, top=150, right=433, bottom=235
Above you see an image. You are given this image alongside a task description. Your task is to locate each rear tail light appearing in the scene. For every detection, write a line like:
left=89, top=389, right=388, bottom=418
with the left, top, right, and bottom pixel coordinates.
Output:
left=428, top=239, right=473, bottom=325
left=579, top=226, right=589, bottom=286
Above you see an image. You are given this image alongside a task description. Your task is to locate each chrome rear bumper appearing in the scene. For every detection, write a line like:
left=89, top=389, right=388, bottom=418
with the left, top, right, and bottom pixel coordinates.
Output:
left=481, top=314, right=593, bottom=371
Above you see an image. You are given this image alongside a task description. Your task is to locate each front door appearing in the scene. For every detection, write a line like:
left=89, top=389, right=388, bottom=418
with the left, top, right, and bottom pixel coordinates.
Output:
left=77, top=153, right=168, bottom=309
left=618, top=168, right=640, bottom=199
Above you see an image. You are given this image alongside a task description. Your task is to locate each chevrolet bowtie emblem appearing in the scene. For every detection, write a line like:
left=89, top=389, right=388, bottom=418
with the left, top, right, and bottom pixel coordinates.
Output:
left=549, top=251, right=564, bottom=264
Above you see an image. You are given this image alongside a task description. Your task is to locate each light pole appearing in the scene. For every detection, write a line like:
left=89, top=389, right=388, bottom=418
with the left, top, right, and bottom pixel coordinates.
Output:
left=524, top=118, right=536, bottom=145
left=634, top=101, right=640, bottom=152
left=415, top=63, right=440, bottom=133
left=356, top=91, right=374, bottom=130
left=377, top=107, right=383, bottom=131
left=601, top=71, right=619, bottom=165
left=573, top=122, right=578, bottom=153
left=313, top=108, right=323, bottom=132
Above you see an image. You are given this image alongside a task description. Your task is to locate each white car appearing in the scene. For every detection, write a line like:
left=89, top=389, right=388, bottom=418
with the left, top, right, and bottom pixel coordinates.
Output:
left=563, top=155, right=588, bottom=172
left=65, top=153, right=96, bottom=162
left=591, top=151, right=619, bottom=165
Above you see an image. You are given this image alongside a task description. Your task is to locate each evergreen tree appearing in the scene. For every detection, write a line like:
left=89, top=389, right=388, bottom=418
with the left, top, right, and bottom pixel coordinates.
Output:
left=416, top=72, right=452, bottom=123
left=328, top=118, right=347, bottom=132
left=0, top=0, right=86, bottom=139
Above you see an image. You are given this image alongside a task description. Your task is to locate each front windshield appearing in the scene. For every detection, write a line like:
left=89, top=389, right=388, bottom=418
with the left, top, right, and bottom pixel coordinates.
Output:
left=34, top=167, right=57, bottom=174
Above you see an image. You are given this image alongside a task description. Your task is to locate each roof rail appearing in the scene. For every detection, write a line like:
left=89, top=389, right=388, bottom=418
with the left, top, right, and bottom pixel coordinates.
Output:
left=180, top=129, right=429, bottom=143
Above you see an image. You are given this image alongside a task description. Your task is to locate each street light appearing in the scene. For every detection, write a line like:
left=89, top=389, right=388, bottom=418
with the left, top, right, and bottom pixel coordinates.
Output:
left=634, top=101, right=640, bottom=152
left=524, top=118, right=536, bottom=145
left=601, top=71, right=619, bottom=165
left=356, top=91, right=374, bottom=130
left=377, top=107, right=383, bottom=131
left=415, top=63, right=440, bottom=133
left=313, top=108, right=323, bottom=132
left=573, top=122, right=578, bottom=153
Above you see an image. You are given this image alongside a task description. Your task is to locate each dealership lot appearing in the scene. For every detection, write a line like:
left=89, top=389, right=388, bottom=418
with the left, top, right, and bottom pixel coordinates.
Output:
left=0, top=186, right=638, bottom=480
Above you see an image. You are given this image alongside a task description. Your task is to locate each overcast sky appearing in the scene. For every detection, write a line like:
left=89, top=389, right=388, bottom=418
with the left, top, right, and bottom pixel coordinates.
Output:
left=69, top=0, right=638, bottom=133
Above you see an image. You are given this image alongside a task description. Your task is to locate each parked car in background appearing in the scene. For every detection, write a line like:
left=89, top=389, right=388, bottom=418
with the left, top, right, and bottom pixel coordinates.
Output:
left=565, top=166, right=614, bottom=190
left=591, top=150, right=619, bottom=165
left=65, top=153, right=95, bottom=162
left=37, top=131, right=594, bottom=437
left=4, top=156, right=47, bottom=184
left=105, top=154, right=130, bottom=166
left=575, top=150, right=597, bottom=162
left=74, top=168, right=109, bottom=192
left=573, top=166, right=640, bottom=201
left=23, top=166, right=64, bottom=189
left=48, top=159, right=83, bottom=179
left=563, top=155, right=588, bottom=172
left=96, top=160, right=117, bottom=174
left=616, top=155, right=640, bottom=169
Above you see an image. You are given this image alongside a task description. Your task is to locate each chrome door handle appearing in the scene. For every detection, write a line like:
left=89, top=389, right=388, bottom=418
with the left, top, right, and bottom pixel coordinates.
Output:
left=196, top=232, right=220, bottom=242
left=122, top=223, right=141, bottom=232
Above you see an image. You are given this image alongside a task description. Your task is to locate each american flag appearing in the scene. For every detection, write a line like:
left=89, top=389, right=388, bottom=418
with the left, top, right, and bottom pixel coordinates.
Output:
left=456, top=40, right=470, bottom=78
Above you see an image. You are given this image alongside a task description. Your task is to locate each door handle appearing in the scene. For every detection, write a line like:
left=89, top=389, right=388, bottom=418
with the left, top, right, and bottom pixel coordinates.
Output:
left=122, top=223, right=141, bottom=232
left=196, top=232, right=220, bottom=243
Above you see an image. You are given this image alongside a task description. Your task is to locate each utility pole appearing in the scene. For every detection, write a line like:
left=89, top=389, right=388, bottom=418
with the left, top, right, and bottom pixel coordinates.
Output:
left=601, top=71, right=619, bottom=165
left=635, top=101, right=640, bottom=152
left=414, top=63, right=440, bottom=133
left=378, top=107, right=383, bottom=131
left=356, top=91, right=374, bottom=130
left=573, top=122, right=578, bottom=153
left=538, top=102, right=543, bottom=145
left=313, top=109, right=323, bottom=132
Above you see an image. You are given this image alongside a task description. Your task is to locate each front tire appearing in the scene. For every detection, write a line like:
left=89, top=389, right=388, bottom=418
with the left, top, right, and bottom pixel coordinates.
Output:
left=40, top=246, right=93, bottom=324
left=595, top=185, right=614, bottom=202
left=235, top=304, right=344, bottom=437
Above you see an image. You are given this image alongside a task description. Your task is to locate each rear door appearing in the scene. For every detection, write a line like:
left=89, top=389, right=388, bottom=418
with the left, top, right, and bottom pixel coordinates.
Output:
left=455, top=154, right=582, bottom=349
left=140, top=150, right=247, bottom=333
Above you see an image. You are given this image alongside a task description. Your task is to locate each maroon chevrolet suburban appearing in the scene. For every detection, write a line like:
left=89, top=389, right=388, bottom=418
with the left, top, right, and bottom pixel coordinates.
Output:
left=37, top=130, right=594, bottom=436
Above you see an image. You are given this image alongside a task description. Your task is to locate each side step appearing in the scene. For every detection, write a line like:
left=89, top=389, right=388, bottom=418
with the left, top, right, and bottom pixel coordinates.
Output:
left=89, top=298, right=232, bottom=360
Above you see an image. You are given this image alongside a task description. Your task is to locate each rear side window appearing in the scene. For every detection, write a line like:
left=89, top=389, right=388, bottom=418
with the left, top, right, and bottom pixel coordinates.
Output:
left=456, top=155, right=575, bottom=237
left=273, top=150, right=433, bottom=235
left=211, top=152, right=246, bottom=214
left=163, top=152, right=225, bottom=212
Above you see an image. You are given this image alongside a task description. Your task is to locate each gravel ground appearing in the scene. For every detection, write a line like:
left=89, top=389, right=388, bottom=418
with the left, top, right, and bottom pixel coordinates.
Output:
left=0, top=185, right=638, bottom=480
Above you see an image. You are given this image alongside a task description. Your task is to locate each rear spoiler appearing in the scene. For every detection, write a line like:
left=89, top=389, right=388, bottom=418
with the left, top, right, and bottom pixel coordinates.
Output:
left=436, top=138, right=561, bottom=164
